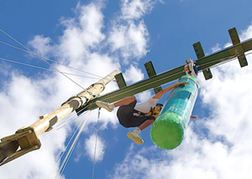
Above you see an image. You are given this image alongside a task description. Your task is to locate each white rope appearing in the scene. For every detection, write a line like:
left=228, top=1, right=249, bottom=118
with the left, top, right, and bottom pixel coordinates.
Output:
left=55, top=111, right=91, bottom=179
left=92, top=108, right=101, bottom=179
left=48, top=112, right=85, bottom=179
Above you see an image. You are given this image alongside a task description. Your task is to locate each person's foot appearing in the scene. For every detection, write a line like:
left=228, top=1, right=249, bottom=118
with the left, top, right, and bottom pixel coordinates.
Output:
left=127, top=131, right=144, bottom=145
left=95, top=101, right=114, bottom=112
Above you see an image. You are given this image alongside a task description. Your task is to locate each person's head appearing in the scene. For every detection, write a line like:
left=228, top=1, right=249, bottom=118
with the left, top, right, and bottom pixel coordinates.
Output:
left=155, top=103, right=163, bottom=111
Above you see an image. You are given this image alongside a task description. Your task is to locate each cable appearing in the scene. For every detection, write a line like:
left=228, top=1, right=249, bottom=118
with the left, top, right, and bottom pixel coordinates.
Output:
left=0, top=29, right=85, bottom=90
left=0, top=40, right=116, bottom=81
left=55, top=111, right=91, bottom=179
left=92, top=108, right=101, bottom=179
left=47, top=111, right=87, bottom=179
left=0, top=57, right=107, bottom=79
left=0, top=41, right=106, bottom=79
left=48, top=105, right=90, bottom=179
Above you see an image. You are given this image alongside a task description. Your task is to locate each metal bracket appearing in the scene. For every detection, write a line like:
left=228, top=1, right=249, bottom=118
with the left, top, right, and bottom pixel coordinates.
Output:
left=229, top=27, right=248, bottom=67
left=203, top=68, right=213, bottom=80
left=193, top=41, right=213, bottom=80
left=193, top=42, right=205, bottom=59
left=144, top=61, right=162, bottom=94
left=115, top=73, right=127, bottom=89
left=0, top=127, right=41, bottom=166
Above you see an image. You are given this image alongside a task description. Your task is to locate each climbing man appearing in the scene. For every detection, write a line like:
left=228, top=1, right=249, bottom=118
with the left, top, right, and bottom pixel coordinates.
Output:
left=96, top=81, right=195, bottom=145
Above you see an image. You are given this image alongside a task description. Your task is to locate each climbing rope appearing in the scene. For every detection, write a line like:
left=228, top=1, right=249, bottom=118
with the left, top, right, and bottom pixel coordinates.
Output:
left=54, top=111, right=91, bottom=179
left=92, top=108, right=101, bottom=179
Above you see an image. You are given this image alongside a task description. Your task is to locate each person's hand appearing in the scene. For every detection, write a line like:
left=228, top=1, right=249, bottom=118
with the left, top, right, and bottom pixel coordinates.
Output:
left=190, top=115, right=197, bottom=119
left=175, top=82, right=189, bottom=87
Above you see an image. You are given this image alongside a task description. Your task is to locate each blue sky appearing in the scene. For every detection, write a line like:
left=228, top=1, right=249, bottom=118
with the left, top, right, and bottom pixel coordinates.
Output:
left=1, top=0, right=252, bottom=179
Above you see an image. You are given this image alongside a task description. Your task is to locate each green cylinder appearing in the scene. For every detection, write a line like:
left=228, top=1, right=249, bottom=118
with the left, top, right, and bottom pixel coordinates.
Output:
left=150, top=75, right=199, bottom=150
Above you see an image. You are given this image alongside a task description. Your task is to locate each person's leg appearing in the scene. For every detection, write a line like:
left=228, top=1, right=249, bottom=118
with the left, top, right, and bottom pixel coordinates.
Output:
left=114, top=96, right=136, bottom=107
left=117, top=100, right=137, bottom=128
left=96, top=96, right=136, bottom=112
left=138, top=119, right=155, bottom=131
left=127, top=116, right=155, bottom=145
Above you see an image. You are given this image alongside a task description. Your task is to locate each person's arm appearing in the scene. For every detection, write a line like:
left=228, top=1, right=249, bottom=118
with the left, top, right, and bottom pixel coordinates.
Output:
left=153, top=82, right=189, bottom=99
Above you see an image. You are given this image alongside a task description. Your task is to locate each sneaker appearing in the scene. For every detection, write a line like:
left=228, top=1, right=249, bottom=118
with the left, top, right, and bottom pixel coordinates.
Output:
left=95, top=101, right=114, bottom=112
left=127, top=131, right=144, bottom=145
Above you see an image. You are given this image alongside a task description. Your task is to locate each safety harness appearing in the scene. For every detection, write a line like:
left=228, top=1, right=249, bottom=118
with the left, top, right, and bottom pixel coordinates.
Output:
left=132, top=107, right=161, bottom=118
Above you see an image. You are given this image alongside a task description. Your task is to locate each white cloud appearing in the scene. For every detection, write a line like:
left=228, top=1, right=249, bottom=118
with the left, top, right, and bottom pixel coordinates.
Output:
left=121, top=0, right=155, bottom=20
left=123, top=64, right=144, bottom=84
left=0, top=71, right=68, bottom=179
left=199, top=62, right=252, bottom=143
left=135, top=90, right=152, bottom=103
left=108, top=20, right=149, bottom=63
left=56, top=2, right=105, bottom=63
left=84, top=134, right=105, bottom=162
left=122, top=64, right=152, bottom=102
left=111, top=24, right=252, bottom=179
left=240, top=24, right=252, bottom=41
left=211, top=43, right=221, bottom=53
left=28, top=35, right=52, bottom=57
left=224, top=42, right=232, bottom=49
left=108, top=0, right=156, bottom=63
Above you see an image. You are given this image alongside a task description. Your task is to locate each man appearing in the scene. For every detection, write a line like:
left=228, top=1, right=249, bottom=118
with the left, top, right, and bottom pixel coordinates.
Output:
left=96, top=81, right=192, bottom=145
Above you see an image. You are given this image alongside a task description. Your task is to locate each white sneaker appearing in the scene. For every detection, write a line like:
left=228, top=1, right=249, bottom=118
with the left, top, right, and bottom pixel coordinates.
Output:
left=95, top=101, right=114, bottom=112
left=127, top=131, right=144, bottom=145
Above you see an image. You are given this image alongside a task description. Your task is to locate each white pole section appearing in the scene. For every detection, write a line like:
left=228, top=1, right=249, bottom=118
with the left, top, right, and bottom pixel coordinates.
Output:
left=30, top=70, right=119, bottom=136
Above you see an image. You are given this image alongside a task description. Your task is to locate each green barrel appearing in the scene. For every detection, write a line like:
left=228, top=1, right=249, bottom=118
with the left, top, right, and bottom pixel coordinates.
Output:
left=150, top=75, right=199, bottom=149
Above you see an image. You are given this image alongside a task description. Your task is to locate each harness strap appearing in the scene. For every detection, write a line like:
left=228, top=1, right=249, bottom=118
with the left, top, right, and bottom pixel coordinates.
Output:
left=133, top=108, right=160, bottom=118
left=132, top=109, right=147, bottom=117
